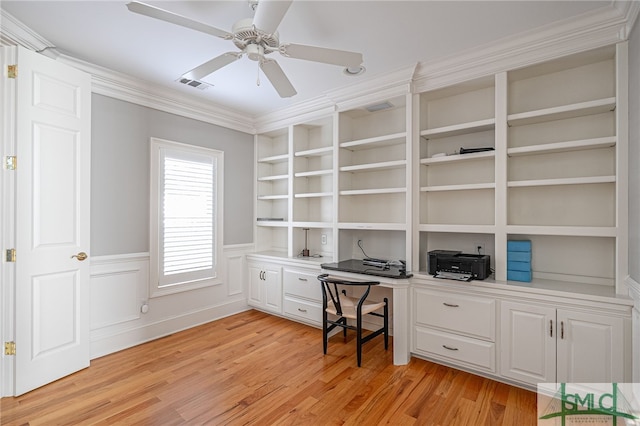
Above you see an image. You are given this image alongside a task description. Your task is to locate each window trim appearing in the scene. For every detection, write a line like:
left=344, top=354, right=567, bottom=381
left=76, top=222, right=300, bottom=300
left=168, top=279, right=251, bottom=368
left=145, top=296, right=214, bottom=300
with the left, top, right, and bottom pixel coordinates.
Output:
left=149, top=137, right=224, bottom=297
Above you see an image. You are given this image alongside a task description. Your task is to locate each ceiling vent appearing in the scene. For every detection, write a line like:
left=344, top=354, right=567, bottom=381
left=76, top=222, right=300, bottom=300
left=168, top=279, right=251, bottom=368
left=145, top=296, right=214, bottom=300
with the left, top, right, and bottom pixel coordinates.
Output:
left=365, top=101, right=394, bottom=113
left=176, top=77, right=213, bottom=91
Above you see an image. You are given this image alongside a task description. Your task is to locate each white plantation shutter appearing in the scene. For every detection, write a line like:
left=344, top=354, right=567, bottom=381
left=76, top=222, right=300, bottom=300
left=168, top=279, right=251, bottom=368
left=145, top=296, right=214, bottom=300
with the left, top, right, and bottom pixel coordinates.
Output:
left=162, top=156, right=214, bottom=277
left=150, top=138, right=224, bottom=296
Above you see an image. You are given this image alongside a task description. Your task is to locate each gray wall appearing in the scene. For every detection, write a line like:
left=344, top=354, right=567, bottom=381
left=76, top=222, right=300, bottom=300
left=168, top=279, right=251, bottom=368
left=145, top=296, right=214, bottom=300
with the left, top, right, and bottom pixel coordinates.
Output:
left=630, top=21, right=640, bottom=282
left=91, top=94, right=254, bottom=256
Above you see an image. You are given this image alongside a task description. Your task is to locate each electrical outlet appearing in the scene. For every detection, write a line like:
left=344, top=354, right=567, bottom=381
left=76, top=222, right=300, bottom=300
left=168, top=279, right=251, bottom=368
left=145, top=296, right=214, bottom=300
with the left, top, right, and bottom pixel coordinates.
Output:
left=321, top=234, right=327, bottom=245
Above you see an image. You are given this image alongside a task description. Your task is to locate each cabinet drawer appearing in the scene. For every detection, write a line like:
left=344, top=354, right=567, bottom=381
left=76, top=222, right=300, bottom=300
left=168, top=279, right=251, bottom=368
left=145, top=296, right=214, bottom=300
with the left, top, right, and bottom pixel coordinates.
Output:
left=415, top=326, right=495, bottom=372
left=283, top=297, right=322, bottom=325
left=283, top=269, right=321, bottom=301
left=414, top=288, right=495, bottom=340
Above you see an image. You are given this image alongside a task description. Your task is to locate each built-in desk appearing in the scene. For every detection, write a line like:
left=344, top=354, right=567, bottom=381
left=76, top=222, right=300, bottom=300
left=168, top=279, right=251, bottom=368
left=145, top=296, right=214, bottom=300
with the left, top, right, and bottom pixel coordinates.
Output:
left=321, top=259, right=411, bottom=365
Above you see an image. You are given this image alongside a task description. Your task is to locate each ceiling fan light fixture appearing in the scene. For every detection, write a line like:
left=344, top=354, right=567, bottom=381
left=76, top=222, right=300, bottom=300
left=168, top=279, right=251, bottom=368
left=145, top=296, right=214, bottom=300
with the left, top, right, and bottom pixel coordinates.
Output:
left=343, top=65, right=366, bottom=76
left=247, top=43, right=265, bottom=61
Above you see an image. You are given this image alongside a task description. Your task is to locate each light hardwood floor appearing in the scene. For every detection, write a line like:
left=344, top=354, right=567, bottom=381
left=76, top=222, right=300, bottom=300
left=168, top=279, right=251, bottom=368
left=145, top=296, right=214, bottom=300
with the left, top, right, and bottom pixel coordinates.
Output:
left=1, top=310, right=537, bottom=425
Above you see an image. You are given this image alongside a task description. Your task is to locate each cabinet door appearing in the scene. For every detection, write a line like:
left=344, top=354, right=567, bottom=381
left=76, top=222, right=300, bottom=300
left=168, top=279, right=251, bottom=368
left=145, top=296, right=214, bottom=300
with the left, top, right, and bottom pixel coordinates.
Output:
left=247, top=264, right=264, bottom=307
left=556, top=309, right=624, bottom=383
left=500, top=301, right=556, bottom=385
left=263, top=268, right=282, bottom=313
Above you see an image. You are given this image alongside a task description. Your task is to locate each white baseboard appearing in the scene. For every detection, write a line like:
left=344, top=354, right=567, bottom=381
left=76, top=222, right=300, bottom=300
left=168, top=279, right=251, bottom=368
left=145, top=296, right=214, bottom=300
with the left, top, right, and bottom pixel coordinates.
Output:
left=90, top=299, right=250, bottom=359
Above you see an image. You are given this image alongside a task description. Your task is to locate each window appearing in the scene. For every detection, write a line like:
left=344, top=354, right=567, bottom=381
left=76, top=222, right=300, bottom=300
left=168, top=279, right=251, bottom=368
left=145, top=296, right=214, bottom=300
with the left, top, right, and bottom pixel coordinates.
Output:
left=150, top=138, right=224, bottom=297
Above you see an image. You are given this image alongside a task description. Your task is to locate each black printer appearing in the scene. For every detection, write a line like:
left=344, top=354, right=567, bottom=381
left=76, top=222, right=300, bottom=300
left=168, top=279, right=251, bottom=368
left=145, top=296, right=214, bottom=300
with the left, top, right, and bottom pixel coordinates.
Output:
left=428, top=250, right=491, bottom=281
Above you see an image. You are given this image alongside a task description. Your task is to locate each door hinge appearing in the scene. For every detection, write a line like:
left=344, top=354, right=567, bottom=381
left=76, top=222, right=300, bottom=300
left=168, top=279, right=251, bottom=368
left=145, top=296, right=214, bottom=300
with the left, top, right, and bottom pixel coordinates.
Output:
left=7, top=65, right=17, bottom=79
left=4, top=341, right=16, bottom=356
left=5, top=248, right=16, bottom=262
left=5, top=156, right=16, bottom=170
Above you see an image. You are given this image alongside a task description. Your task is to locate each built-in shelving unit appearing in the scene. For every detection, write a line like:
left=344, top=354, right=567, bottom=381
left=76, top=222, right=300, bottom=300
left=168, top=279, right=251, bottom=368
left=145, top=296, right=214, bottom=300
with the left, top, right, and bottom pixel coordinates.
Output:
left=253, top=43, right=628, bottom=296
left=416, top=76, right=497, bottom=270
left=503, top=46, right=621, bottom=290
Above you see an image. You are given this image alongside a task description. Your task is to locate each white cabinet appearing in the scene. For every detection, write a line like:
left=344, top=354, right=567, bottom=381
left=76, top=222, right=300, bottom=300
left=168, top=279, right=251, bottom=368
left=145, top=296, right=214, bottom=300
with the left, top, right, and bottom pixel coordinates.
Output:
left=500, top=300, right=625, bottom=386
left=282, top=267, right=322, bottom=326
left=413, top=285, right=496, bottom=372
left=247, top=261, right=282, bottom=314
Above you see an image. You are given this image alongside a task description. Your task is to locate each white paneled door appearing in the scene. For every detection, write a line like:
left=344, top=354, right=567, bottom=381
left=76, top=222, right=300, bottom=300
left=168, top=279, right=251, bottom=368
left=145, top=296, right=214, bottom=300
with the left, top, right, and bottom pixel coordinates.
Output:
left=13, top=47, right=91, bottom=395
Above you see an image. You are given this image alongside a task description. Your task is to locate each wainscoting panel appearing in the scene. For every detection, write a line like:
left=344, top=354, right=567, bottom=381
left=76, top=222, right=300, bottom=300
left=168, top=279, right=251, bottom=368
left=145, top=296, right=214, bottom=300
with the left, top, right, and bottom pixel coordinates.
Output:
left=90, top=253, right=148, bottom=331
left=89, top=246, right=253, bottom=359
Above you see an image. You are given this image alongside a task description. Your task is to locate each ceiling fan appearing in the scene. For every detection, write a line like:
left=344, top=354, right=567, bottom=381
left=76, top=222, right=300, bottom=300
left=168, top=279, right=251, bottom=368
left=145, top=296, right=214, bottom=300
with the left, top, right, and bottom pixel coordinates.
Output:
left=126, top=0, right=364, bottom=98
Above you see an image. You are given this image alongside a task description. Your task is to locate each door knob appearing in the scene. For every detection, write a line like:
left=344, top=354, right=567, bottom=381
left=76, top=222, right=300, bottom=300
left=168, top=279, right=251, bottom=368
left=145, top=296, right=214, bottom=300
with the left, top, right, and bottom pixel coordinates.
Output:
left=71, top=252, right=88, bottom=261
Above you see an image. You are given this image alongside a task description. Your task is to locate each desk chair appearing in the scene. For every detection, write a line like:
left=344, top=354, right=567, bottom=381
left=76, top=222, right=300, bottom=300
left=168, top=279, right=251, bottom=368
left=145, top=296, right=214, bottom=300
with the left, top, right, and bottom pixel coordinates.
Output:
left=317, top=273, right=388, bottom=367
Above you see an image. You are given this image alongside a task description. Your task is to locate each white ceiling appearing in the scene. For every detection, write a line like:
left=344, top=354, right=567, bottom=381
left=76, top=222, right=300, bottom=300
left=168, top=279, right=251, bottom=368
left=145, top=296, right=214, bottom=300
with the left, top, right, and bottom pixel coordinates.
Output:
left=1, top=1, right=616, bottom=117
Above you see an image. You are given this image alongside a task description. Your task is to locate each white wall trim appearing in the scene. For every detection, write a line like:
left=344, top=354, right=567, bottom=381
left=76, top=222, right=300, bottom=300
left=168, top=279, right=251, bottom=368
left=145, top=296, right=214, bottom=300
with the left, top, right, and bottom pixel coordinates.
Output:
left=90, top=299, right=250, bottom=359
left=626, top=276, right=640, bottom=382
left=0, top=9, right=53, bottom=52
left=56, top=54, right=256, bottom=135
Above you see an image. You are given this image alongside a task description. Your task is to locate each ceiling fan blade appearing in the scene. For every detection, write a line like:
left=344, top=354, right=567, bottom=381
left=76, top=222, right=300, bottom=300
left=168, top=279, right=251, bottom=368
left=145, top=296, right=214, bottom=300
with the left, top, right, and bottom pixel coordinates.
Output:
left=252, top=0, right=292, bottom=35
left=183, top=53, right=242, bottom=81
left=127, top=1, right=233, bottom=40
left=281, top=43, right=363, bottom=67
left=260, top=59, right=297, bottom=98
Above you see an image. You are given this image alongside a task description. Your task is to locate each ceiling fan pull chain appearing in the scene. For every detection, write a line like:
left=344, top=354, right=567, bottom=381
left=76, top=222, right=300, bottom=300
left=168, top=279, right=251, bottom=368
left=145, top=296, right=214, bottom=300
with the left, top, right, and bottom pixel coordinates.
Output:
left=256, top=62, right=261, bottom=86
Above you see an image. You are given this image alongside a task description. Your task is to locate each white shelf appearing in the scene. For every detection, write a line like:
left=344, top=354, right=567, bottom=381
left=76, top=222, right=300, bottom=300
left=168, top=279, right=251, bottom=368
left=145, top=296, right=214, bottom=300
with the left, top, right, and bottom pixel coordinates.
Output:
left=507, top=176, right=615, bottom=188
left=294, top=192, right=333, bottom=198
left=258, top=174, right=288, bottom=182
left=421, top=183, right=495, bottom=192
left=258, top=153, right=288, bottom=163
left=294, top=169, right=332, bottom=178
left=420, top=118, right=495, bottom=139
left=338, top=222, right=407, bottom=231
left=339, top=187, right=407, bottom=196
left=506, top=225, right=617, bottom=237
left=339, top=160, right=406, bottom=173
left=339, top=131, right=406, bottom=150
left=257, top=194, right=288, bottom=200
left=507, top=97, right=616, bottom=126
left=421, top=150, right=495, bottom=165
left=507, top=136, right=616, bottom=157
left=419, top=224, right=496, bottom=234
left=256, top=220, right=288, bottom=227
left=294, top=146, right=333, bottom=157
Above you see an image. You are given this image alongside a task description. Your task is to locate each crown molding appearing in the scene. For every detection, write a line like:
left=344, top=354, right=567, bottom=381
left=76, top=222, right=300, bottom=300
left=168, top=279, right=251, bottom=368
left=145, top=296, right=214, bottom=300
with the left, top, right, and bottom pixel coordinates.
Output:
left=56, top=54, right=255, bottom=134
left=253, top=95, right=335, bottom=133
left=325, top=64, right=418, bottom=112
left=413, top=2, right=634, bottom=94
left=0, top=9, right=53, bottom=51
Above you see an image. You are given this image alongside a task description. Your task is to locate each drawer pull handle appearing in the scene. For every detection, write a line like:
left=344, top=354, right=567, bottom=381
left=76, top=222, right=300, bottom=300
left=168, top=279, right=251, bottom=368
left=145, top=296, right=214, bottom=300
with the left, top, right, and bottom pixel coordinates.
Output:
left=298, top=278, right=308, bottom=281
left=550, top=319, right=553, bottom=337
left=442, top=345, right=459, bottom=351
left=561, top=321, right=564, bottom=339
left=298, top=308, right=307, bottom=313
left=443, top=303, right=459, bottom=308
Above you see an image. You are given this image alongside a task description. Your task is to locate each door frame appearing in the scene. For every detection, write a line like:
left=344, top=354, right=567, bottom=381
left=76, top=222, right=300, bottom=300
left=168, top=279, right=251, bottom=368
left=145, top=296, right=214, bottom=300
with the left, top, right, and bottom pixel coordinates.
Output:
left=1, top=46, right=17, bottom=397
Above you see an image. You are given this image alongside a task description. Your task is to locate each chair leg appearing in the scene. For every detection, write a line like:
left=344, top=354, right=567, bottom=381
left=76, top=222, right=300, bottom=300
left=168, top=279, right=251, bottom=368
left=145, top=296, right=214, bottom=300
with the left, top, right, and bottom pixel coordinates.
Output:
left=383, top=297, right=389, bottom=350
left=342, top=318, right=347, bottom=341
left=357, top=313, right=363, bottom=367
left=323, top=310, right=328, bottom=355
